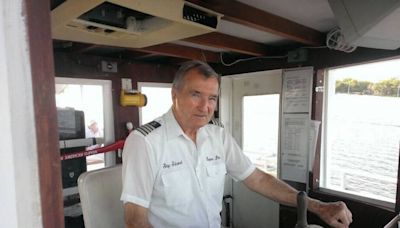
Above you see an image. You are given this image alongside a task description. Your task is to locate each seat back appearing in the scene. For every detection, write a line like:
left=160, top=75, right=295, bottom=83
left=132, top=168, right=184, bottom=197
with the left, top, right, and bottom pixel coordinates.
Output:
left=78, top=165, right=124, bottom=228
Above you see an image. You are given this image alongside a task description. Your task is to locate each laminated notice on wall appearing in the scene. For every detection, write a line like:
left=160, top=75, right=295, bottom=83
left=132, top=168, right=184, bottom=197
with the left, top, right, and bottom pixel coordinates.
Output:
left=280, top=114, right=309, bottom=183
left=282, top=68, right=313, bottom=113
left=280, top=67, right=313, bottom=184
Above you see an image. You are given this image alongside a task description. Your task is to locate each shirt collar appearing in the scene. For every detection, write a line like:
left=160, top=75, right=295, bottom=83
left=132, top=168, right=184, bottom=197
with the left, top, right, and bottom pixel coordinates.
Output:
left=164, top=108, right=185, bottom=141
left=164, top=108, right=209, bottom=142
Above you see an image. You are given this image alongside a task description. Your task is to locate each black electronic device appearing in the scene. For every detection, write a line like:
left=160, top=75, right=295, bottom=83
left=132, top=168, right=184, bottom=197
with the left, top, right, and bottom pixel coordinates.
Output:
left=60, top=147, right=87, bottom=189
left=57, top=108, right=86, bottom=140
left=78, top=1, right=151, bottom=29
left=183, top=4, right=218, bottom=29
left=57, top=107, right=87, bottom=190
left=57, top=108, right=89, bottom=228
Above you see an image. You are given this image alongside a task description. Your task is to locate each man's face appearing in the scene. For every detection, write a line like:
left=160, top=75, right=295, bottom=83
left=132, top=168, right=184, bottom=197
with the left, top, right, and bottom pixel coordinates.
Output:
left=89, top=123, right=98, bottom=132
left=172, top=69, right=219, bottom=131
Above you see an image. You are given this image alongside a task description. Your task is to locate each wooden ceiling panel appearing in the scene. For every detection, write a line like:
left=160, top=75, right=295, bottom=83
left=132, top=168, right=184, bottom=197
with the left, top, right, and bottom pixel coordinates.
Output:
left=53, top=40, right=220, bottom=63
left=140, top=43, right=220, bottom=63
left=52, top=0, right=328, bottom=63
left=183, top=32, right=269, bottom=56
left=187, top=0, right=325, bottom=46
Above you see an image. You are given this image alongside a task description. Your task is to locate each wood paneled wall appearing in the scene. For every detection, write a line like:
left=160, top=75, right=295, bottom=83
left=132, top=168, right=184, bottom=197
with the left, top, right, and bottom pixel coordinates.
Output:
left=53, top=52, right=177, bottom=144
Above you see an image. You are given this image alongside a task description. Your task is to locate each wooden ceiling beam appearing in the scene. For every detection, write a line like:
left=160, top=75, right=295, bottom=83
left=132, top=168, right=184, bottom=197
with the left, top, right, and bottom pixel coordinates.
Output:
left=54, top=41, right=220, bottom=63
left=133, top=53, right=160, bottom=60
left=121, top=50, right=160, bottom=60
left=163, top=57, right=191, bottom=65
left=184, top=32, right=269, bottom=56
left=137, top=43, right=220, bottom=63
left=69, top=43, right=99, bottom=54
left=187, top=0, right=325, bottom=46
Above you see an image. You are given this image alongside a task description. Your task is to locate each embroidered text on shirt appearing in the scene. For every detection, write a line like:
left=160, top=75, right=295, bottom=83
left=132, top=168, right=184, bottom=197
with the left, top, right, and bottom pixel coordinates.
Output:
left=163, top=160, right=183, bottom=169
left=206, top=155, right=221, bottom=161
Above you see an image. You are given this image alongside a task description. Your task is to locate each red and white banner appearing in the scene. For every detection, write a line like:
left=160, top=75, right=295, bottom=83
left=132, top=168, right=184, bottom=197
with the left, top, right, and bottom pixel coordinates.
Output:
left=60, top=140, right=125, bottom=160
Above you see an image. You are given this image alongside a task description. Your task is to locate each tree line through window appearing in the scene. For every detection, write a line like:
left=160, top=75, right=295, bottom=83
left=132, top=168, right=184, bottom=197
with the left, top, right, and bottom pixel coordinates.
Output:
left=335, top=78, right=400, bottom=96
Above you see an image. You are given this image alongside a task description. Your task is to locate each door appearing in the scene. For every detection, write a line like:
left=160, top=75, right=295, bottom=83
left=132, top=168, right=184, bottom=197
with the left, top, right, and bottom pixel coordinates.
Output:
left=220, top=69, right=282, bottom=228
left=55, top=77, right=116, bottom=169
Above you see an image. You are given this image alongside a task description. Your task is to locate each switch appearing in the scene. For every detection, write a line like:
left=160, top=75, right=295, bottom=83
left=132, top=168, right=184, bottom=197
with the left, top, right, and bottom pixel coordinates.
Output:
left=101, top=60, right=118, bottom=73
left=121, top=78, right=132, bottom=91
left=287, top=49, right=308, bottom=63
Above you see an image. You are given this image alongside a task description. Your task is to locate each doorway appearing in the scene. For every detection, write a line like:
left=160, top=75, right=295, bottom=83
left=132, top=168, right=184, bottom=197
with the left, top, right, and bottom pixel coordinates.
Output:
left=220, top=69, right=282, bottom=228
left=55, top=77, right=116, bottom=169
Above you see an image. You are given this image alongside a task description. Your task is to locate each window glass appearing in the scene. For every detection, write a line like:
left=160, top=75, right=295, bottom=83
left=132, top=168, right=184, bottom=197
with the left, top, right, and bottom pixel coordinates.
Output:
left=138, top=83, right=172, bottom=125
left=56, top=83, right=105, bottom=171
left=322, top=59, right=400, bottom=204
left=243, top=94, right=280, bottom=176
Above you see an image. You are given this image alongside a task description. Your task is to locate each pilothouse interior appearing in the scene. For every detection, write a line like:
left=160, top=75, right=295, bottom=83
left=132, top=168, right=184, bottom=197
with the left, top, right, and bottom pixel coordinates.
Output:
left=2, top=0, right=400, bottom=227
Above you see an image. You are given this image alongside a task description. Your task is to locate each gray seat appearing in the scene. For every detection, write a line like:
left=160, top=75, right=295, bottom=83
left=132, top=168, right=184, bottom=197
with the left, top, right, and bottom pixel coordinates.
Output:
left=78, top=165, right=124, bottom=228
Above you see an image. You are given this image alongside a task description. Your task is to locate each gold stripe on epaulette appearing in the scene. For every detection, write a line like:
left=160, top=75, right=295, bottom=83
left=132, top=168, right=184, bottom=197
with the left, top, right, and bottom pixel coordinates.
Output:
left=135, top=121, right=161, bottom=136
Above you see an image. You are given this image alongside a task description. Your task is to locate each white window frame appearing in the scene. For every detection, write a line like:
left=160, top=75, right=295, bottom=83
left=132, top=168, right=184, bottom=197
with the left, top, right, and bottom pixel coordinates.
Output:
left=320, top=67, right=397, bottom=210
left=137, top=82, right=172, bottom=125
left=55, top=77, right=116, bottom=167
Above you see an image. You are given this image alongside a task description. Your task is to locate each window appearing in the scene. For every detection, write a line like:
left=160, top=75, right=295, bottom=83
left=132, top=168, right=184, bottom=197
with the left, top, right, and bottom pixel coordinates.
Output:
left=55, top=78, right=115, bottom=171
left=242, top=94, right=280, bottom=176
left=321, top=59, right=400, bottom=207
left=138, top=82, right=172, bottom=125
left=56, top=84, right=104, bottom=139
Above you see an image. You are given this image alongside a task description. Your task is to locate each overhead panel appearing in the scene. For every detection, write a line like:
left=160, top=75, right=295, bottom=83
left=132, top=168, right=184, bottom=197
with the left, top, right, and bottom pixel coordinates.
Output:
left=52, top=0, right=221, bottom=48
left=328, top=0, right=400, bottom=50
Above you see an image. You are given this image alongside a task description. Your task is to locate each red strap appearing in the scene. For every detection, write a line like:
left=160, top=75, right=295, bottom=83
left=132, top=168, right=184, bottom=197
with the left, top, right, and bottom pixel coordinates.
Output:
left=60, top=139, right=125, bottom=160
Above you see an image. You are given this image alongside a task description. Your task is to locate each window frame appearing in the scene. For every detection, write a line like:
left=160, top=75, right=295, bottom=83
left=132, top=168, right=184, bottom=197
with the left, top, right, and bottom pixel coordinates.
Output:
left=137, top=82, right=172, bottom=125
left=312, top=63, right=400, bottom=211
left=242, top=94, right=280, bottom=177
left=55, top=77, right=116, bottom=168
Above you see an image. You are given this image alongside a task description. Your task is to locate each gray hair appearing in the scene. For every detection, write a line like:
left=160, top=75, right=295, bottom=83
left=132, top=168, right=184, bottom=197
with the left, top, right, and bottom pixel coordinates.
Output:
left=172, top=60, right=220, bottom=90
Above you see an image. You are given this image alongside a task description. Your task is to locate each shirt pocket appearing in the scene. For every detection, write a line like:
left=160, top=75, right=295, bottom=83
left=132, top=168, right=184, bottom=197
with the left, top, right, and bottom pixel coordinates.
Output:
left=206, top=163, right=227, bottom=177
left=206, top=163, right=227, bottom=206
left=161, top=168, right=193, bottom=206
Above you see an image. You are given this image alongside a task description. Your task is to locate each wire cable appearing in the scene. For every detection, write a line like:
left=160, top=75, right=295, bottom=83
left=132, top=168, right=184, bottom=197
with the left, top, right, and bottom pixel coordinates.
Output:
left=326, top=27, right=357, bottom=53
left=220, top=52, right=288, bottom=66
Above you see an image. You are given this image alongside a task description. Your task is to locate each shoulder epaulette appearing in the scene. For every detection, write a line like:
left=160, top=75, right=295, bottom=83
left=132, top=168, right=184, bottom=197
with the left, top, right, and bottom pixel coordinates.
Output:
left=135, top=121, right=161, bottom=136
left=208, top=118, right=224, bottom=128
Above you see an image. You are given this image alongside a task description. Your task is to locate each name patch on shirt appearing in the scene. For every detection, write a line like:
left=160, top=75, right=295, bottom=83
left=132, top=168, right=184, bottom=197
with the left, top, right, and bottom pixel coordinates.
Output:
left=163, top=160, right=183, bottom=169
left=206, top=155, right=221, bottom=161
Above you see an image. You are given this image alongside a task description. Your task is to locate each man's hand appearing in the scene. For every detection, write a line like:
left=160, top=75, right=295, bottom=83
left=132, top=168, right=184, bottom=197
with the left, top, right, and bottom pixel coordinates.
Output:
left=310, top=200, right=353, bottom=228
left=243, top=169, right=353, bottom=228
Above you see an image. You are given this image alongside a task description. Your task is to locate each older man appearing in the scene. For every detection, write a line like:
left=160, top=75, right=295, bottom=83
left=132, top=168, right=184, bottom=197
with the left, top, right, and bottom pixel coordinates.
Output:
left=121, top=61, right=352, bottom=228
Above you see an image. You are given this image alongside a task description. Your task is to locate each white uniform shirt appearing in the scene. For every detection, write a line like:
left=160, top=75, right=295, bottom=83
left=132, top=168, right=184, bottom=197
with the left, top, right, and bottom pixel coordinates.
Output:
left=121, top=109, right=255, bottom=228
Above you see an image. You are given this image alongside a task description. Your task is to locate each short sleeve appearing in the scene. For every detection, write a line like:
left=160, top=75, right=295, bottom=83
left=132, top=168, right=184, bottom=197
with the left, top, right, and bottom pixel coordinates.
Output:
left=120, top=132, right=157, bottom=208
left=223, top=130, right=256, bottom=181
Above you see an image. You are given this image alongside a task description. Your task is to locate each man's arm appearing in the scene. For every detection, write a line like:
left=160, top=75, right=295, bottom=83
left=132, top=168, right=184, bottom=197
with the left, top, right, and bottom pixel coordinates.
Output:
left=243, top=168, right=352, bottom=228
left=124, top=203, right=152, bottom=228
